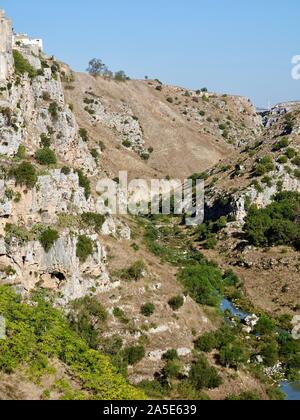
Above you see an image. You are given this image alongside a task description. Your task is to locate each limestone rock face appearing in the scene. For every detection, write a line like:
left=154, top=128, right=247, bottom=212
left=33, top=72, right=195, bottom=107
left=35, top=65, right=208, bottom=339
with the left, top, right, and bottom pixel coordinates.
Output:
left=31, top=169, right=93, bottom=222
left=0, top=168, right=131, bottom=303
left=231, top=170, right=300, bottom=225
left=1, top=59, right=96, bottom=172
left=0, top=232, right=112, bottom=304
left=83, top=92, right=146, bottom=154
left=0, top=10, right=14, bottom=81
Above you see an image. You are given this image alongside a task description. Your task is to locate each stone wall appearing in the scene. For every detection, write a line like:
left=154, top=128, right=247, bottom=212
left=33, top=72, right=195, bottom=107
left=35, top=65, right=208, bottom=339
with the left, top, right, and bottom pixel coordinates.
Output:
left=0, top=10, right=14, bottom=81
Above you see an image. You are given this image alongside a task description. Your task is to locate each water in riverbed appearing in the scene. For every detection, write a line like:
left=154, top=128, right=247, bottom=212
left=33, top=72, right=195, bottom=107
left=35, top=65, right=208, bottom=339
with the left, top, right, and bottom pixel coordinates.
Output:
left=220, top=298, right=300, bottom=400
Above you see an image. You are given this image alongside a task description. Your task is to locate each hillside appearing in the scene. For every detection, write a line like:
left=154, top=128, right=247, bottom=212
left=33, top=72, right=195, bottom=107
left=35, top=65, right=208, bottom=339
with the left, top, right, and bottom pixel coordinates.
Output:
left=63, top=71, right=261, bottom=179
left=200, top=103, right=300, bottom=314
left=0, top=11, right=299, bottom=401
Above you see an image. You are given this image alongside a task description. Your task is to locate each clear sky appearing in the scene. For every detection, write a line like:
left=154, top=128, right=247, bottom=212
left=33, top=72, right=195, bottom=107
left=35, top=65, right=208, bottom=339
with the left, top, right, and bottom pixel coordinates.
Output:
left=2, top=0, right=300, bottom=107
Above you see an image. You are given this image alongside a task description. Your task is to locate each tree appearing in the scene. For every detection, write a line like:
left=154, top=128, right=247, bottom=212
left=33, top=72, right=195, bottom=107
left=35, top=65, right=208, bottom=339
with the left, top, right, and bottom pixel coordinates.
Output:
left=76, top=235, right=94, bottom=263
left=194, top=332, right=218, bottom=353
left=219, top=342, right=247, bottom=369
left=123, top=345, right=145, bottom=366
left=162, top=349, right=179, bottom=361
left=35, top=148, right=57, bottom=165
left=141, top=303, right=155, bottom=317
left=189, top=355, right=222, bottom=390
left=162, top=360, right=182, bottom=379
left=114, top=70, right=129, bottom=82
left=39, top=228, right=59, bottom=252
left=168, top=295, right=184, bottom=311
left=178, top=264, right=223, bottom=307
left=9, top=162, right=37, bottom=189
left=87, top=58, right=106, bottom=76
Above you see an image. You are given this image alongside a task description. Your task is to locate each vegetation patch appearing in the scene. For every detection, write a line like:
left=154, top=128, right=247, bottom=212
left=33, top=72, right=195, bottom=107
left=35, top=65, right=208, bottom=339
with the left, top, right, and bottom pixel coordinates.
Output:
left=35, top=148, right=57, bottom=166
left=9, top=162, right=38, bottom=189
left=76, top=170, right=91, bottom=199
left=76, top=235, right=94, bottom=263
left=81, top=212, right=105, bottom=233
left=178, top=264, right=223, bottom=307
left=13, top=50, right=36, bottom=78
left=39, top=228, right=59, bottom=252
left=0, top=286, right=145, bottom=400
left=244, top=191, right=300, bottom=249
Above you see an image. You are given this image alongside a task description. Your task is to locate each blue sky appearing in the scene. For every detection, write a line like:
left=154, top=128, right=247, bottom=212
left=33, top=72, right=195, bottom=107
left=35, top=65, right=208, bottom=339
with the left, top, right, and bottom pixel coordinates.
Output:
left=2, top=0, right=300, bottom=106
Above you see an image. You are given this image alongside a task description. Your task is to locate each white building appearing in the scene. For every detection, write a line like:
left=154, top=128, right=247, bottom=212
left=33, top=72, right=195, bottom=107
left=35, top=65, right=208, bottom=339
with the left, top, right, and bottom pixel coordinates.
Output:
left=13, top=33, right=43, bottom=53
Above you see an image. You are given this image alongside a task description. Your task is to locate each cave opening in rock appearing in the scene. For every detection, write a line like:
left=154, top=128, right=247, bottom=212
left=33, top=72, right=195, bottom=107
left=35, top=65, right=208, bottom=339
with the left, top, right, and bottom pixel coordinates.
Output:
left=51, top=272, right=66, bottom=281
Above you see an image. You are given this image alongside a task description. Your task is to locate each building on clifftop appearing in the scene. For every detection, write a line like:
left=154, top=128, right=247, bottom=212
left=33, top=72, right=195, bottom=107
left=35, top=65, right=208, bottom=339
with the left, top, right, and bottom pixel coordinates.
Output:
left=12, top=33, right=43, bottom=54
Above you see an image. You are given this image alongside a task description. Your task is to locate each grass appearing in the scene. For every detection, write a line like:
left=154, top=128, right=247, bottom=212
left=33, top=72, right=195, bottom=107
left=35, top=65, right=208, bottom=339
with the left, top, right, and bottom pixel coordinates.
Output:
left=0, top=286, right=145, bottom=400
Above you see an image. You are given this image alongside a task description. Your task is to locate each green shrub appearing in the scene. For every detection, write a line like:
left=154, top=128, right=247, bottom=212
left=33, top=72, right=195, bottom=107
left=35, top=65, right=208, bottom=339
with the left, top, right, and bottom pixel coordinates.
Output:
left=90, top=148, right=99, bottom=162
left=76, top=169, right=91, bottom=199
left=141, top=152, right=150, bottom=161
left=294, top=169, right=300, bottom=179
left=255, top=315, right=276, bottom=335
left=123, top=345, right=145, bottom=365
left=254, top=156, right=275, bottom=176
left=261, top=176, right=272, bottom=187
left=69, top=296, right=107, bottom=349
left=292, top=156, right=300, bottom=166
left=219, top=342, right=248, bottom=369
left=0, top=286, right=144, bottom=399
left=141, top=303, right=155, bottom=317
left=4, top=223, right=31, bottom=245
left=267, top=387, right=285, bottom=401
left=204, top=235, right=217, bottom=249
left=278, top=155, right=288, bottom=164
left=13, top=50, right=36, bottom=78
left=189, top=355, right=222, bottom=390
left=162, top=349, right=179, bottom=361
left=273, top=137, right=289, bottom=151
left=194, top=332, right=218, bottom=353
left=244, top=191, right=300, bottom=248
left=138, top=380, right=167, bottom=399
left=61, top=166, right=71, bottom=175
left=162, top=360, right=182, bottom=379
left=178, top=264, right=223, bottom=307
left=76, top=235, right=94, bottom=262
left=226, top=392, right=261, bottom=401
left=35, top=148, right=57, bottom=165
left=223, top=270, right=240, bottom=287
left=122, top=139, right=132, bottom=148
left=40, top=134, right=51, bottom=148
left=189, top=172, right=209, bottom=182
left=16, top=145, right=26, bottom=159
left=122, top=260, right=147, bottom=281
left=48, top=102, right=59, bottom=120
left=168, top=295, right=184, bottom=311
left=114, top=71, right=129, bottom=82
left=39, top=228, right=59, bottom=252
left=42, top=91, right=51, bottom=101
left=79, top=128, right=89, bottom=142
left=113, top=307, right=125, bottom=318
left=285, top=148, right=297, bottom=159
left=9, top=162, right=37, bottom=189
left=81, top=212, right=105, bottom=233
left=261, top=341, right=279, bottom=367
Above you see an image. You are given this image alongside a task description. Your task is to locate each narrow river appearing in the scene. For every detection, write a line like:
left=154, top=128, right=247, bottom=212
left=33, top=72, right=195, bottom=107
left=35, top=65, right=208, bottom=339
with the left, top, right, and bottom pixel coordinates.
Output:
left=220, top=298, right=300, bottom=401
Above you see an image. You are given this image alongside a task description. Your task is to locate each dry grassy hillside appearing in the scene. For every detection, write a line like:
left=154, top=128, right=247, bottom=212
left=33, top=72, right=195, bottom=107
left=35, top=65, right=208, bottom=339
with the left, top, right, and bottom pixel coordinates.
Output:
left=63, top=73, right=261, bottom=180
left=199, top=104, right=300, bottom=315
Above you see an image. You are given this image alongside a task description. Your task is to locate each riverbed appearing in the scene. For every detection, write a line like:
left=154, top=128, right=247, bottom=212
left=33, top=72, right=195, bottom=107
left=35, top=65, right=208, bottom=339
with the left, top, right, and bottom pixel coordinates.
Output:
left=220, top=298, right=300, bottom=400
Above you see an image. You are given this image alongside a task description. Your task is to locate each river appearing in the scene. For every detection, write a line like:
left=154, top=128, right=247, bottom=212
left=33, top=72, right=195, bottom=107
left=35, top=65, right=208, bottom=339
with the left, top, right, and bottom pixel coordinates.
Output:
left=220, top=298, right=300, bottom=401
